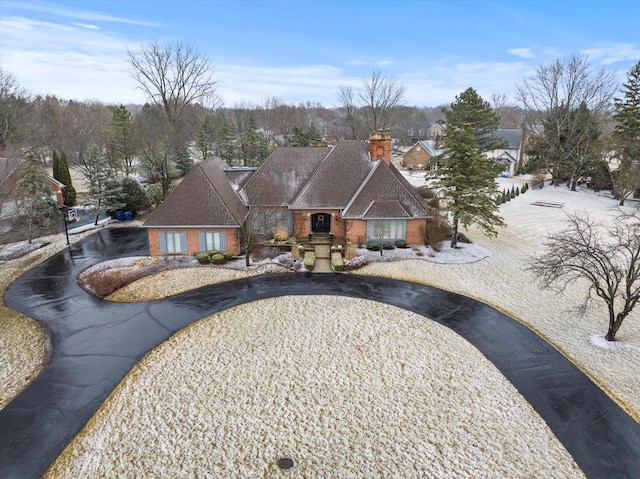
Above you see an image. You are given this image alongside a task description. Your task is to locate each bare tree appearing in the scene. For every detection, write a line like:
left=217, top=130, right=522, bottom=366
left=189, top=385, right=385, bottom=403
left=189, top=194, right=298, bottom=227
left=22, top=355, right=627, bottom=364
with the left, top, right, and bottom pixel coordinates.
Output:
left=338, top=69, right=406, bottom=139
left=241, top=208, right=289, bottom=267
left=529, top=210, right=640, bottom=341
left=517, top=55, right=616, bottom=187
left=128, top=40, right=219, bottom=128
left=337, top=85, right=363, bottom=139
left=0, top=69, right=42, bottom=153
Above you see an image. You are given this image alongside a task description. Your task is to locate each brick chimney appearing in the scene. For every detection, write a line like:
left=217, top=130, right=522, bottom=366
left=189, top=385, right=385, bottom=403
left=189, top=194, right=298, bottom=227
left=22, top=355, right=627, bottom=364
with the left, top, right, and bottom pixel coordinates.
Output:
left=369, top=129, right=392, bottom=165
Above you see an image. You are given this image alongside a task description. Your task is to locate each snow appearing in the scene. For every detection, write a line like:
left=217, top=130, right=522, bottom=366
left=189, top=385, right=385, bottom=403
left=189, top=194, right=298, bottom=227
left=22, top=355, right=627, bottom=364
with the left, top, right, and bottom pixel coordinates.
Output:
left=47, top=297, right=584, bottom=478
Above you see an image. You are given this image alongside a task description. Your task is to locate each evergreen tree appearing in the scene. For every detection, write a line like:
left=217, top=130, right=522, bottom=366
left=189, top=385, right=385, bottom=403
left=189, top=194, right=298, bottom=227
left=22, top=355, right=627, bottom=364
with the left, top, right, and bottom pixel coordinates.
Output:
left=116, top=177, right=150, bottom=217
left=52, top=150, right=61, bottom=183
left=173, top=141, right=193, bottom=176
left=285, top=125, right=321, bottom=147
left=16, top=154, right=59, bottom=243
left=240, top=116, right=265, bottom=167
left=107, top=105, right=137, bottom=176
left=83, top=147, right=125, bottom=224
left=59, top=151, right=76, bottom=206
left=428, top=124, right=504, bottom=248
left=612, top=61, right=640, bottom=205
left=213, top=113, right=237, bottom=163
left=442, top=87, right=505, bottom=154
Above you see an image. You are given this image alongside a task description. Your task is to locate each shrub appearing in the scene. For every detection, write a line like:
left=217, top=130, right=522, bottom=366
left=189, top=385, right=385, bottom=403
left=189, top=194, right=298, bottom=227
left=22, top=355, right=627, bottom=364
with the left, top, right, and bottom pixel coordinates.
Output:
left=277, top=255, right=298, bottom=269
left=344, top=255, right=369, bottom=271
left=251, top=245, right=281, bottom=261
left=304, top=251, right=316, bottom=270
left=515, top=187, right=520, bottom=196
left=207, top=249, right=221, bottom=258
left=366, top=239, right=382, bottom=251
left=331, top=252, right=344, bottom=271
left=382, top=241, right=394, bottom=250
left=211, top=253, right=225, bottom=264
left=395, top=239, right=409, bottom=248
left=195, top=253, right=210, bottom=264
left=222, top=250, right=234, bottom=260
left=455, top=232, right=472, bottom=244
left=523, top=182, right=529, bottom=193
left=274, top=228, right=289, bottom=242
left=286, top=236, right=297, bottom=244
left=423, top=217, right=449, bottom=252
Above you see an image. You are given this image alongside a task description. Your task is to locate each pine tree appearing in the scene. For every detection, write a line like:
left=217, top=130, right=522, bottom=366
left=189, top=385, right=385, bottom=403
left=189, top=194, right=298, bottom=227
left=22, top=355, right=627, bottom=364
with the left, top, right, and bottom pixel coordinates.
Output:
left=612, top=61, right=640, bottom=205
left=442, top=87, right=505, bottom=153
left=59, top=151, right=76, bottom=206
left=52, top=150, right=61, bottom=183
left=107, top=105, right=137, bottom=176
left=83, top=147, right=125, bottom=224
left=428, top=124, right=504, bottom=248
left=16, top=154, right=60, bottom=243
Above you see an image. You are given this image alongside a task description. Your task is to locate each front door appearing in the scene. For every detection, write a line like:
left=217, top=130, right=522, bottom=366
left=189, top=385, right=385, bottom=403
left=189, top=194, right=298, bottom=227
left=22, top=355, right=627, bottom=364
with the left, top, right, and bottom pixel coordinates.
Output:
left=311, top=213, right=331, bottom=234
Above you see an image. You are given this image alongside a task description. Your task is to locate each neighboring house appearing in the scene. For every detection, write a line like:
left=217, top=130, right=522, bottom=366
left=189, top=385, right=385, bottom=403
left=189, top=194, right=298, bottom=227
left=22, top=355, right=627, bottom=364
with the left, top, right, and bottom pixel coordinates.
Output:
left=406, top=122, right=446, bottom=145
left=485, top=129, right=526, bottom=177
left=145, top=131, right=431, bottom=256
left=0, top=158, right=66, bottom=218
left=401, top=140, right=442, bottom=169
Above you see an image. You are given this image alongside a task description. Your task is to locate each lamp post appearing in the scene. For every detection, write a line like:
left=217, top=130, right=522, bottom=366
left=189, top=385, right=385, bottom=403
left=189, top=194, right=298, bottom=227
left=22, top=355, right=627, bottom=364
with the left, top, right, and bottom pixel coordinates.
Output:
left=59, top=207, right=70, bottom=246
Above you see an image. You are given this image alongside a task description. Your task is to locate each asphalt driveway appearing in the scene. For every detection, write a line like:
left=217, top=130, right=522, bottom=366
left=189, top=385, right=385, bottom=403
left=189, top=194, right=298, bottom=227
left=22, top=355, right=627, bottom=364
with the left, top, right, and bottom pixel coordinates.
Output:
left=1, top=228, right=639, bottom=478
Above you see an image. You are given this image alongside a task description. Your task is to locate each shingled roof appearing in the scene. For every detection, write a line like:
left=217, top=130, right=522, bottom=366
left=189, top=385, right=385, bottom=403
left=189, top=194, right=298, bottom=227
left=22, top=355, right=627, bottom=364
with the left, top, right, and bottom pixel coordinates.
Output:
left=144, top=158, right=248, bottom=227
left=343, top=160, right=429, bottom=219
left=289, top=140, right=374, bottom=209
left=240, top=146, right=331, bottom=207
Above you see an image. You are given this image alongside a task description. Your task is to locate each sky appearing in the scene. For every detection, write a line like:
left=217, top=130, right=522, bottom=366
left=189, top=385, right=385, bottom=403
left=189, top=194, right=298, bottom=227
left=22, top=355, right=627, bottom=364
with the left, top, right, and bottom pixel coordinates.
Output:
left=1, top=0, right=639, bottom=108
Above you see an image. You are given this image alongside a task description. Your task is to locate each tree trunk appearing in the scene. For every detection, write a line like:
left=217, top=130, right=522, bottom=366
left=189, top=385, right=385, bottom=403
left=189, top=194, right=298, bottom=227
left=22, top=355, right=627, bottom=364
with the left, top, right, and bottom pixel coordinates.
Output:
left=450, top=218, right=459, bottom=249
left=605, top=312, right=626, bottom=341
left=94, top=199, right=101, bottom=225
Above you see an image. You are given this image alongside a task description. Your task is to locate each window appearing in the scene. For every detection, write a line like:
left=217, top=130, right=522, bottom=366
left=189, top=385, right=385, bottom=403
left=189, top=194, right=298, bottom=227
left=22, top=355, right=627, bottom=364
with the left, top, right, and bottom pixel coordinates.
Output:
left=367, top=220, right=406, bottom=241
left=160, top=231, right=187, bottom=254
left=199, top=231, right=226, bottom=252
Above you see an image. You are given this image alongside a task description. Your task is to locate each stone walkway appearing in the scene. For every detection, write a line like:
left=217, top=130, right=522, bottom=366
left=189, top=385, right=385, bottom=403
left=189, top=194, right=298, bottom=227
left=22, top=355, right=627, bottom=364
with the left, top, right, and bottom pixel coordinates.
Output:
left=313, top=244, right=333, bottom=273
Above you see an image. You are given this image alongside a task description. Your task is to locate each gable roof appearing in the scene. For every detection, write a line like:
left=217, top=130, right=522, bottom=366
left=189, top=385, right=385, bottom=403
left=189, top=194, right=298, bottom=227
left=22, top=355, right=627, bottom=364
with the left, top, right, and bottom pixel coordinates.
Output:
left=289, top=140, right=374, bottom=209
left=240, top=146, right=331, bottom=207
left=343, top=160, right=429, bottom=219
left=144, top=158, right=248, bottom=228
left=495, top=129, right=524, bottom=150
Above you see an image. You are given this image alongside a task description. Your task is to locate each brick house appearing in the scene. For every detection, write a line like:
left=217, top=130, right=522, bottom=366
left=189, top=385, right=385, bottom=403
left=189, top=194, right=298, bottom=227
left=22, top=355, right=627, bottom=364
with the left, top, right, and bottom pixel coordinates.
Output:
left=401, top=140, right=441, bottom=169
left=144, top=131, right=431, bottom=256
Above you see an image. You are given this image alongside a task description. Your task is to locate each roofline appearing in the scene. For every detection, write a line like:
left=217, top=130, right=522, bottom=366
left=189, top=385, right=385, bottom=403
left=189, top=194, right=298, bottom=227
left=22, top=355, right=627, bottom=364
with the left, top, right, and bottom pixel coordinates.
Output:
left=143, top=225, right=242, bottom=229
left=341, top=214, right=431, bottom=220
left=342, top=159, right=383, bottom=213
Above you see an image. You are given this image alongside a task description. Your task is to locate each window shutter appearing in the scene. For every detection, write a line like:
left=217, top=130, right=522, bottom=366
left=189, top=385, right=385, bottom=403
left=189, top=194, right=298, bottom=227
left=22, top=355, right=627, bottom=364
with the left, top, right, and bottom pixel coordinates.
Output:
left=180, top=232, right=187, bottom=254
left=220, top=232, right=227, bottom=251
left=159, top=232, right=167, bottom=254
left=198, top=231, right=205, bottom=252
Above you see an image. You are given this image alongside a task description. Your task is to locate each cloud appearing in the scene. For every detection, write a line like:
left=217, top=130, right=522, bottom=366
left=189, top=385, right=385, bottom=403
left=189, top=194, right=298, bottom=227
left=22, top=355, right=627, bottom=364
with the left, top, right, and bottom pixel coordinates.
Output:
left=3, top=0, right=160, bottom=27
left=580, top=43, right=640, bottom=65
left=73, top=22, right=101, bottom=30
left=215, top=63, right=347, bottom=107
left=506, top=48, right=537, bottom=59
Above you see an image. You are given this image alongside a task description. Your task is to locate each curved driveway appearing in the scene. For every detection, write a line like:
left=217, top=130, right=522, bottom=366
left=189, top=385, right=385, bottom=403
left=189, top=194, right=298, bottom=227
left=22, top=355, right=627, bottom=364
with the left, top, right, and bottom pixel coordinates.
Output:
left=1, top=228, right=639, bottom=478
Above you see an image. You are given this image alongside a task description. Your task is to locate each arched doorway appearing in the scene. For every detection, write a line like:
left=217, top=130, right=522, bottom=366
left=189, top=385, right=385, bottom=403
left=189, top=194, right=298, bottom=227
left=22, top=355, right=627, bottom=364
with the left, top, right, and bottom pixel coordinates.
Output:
left=311, top=213, right=331, bottom=234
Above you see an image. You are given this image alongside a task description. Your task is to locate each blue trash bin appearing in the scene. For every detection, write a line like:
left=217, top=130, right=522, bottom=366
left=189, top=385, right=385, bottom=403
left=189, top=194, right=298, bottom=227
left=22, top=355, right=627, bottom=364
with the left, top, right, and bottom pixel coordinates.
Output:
left=124, top=211, right=133, bottom=221
left=116, top=211, right=124, bottom=222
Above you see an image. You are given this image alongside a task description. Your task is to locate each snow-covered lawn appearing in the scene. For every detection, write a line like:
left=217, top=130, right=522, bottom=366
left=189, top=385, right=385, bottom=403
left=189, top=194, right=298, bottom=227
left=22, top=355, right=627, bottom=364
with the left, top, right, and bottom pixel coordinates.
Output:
left=47, top=297, right=584, bottom=478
